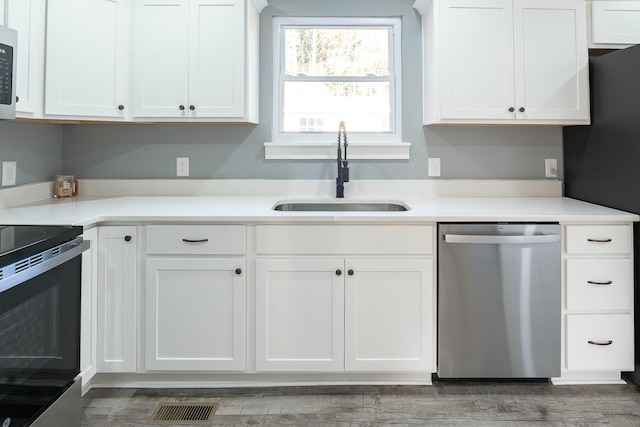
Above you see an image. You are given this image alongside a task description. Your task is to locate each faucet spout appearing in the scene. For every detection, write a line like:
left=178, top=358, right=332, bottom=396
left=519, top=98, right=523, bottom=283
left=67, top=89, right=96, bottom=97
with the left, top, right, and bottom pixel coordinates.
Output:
left=336, top=121, right=348, bottom=198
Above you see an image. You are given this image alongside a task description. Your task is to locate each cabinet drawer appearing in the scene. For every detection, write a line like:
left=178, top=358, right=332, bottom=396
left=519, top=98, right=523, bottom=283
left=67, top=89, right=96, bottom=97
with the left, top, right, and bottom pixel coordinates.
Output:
left=566, top=258, right=632, bottom=311
left=256, top=225, right=433, bottom=255
left=566, top=314, right=634, bottom=371
left=146, top=225, right=246, bottom=255
left=565, top=225, right=631, bottom=255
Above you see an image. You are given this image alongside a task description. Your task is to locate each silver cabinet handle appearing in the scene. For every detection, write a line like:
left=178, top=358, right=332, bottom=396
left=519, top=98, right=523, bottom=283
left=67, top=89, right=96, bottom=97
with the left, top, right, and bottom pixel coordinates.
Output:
left=182, top=238, right=209, bottom=243
left=587, top=238, right=612, bottom=243
left=587, top=280, right=613, bottom=285
left=443, top=234, right=560, bottom=244
left=588, top=340, right=613, bottom=346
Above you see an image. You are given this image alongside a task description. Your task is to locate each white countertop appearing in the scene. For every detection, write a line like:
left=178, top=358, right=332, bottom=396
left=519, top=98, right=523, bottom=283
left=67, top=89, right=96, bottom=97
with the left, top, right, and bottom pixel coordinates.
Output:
left=0, top=195, right=636, bottom=226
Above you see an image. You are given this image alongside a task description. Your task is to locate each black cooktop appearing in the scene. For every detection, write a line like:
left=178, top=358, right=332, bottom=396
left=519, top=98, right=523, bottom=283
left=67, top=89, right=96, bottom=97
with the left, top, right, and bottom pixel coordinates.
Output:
left=0, top=225, right=83, bottom=267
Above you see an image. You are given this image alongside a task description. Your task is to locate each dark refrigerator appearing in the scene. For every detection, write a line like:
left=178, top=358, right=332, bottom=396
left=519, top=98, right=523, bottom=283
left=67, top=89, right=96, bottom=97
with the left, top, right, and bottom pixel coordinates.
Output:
left=563, top=43, right=640, bottom=385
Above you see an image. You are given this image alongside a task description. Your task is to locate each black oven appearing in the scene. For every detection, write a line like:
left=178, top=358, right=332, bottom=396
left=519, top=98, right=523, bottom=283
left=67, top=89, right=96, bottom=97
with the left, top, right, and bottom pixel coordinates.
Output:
left=0, top=225, right=89, bottom=427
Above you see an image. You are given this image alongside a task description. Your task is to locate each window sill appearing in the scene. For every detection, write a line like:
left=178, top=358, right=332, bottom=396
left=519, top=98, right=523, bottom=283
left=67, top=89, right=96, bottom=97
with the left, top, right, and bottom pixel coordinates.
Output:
left=264, top=142, right=411, bottom=160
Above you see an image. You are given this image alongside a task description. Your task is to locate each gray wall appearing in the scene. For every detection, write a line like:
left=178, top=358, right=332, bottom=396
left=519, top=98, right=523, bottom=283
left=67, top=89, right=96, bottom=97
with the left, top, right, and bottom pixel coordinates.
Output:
left=21, top=0, right=562, bottom=182
left=0, top=121, right=63, bottom=186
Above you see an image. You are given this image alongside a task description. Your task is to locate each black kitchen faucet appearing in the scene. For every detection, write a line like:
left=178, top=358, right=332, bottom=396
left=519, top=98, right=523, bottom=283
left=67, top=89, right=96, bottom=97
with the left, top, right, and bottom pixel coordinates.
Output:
left=336, top=121, right=349, bottom=198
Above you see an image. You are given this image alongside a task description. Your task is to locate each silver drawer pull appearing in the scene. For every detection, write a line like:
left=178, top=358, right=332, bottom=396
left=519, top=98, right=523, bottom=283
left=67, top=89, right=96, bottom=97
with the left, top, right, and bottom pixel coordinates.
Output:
left=182, top=238, right=209, bottom=243
left=588, top=340, right=613, bottom=346
left=587, top=238, right=612, bottom=243
left=587, top=280, right=613, bottom=285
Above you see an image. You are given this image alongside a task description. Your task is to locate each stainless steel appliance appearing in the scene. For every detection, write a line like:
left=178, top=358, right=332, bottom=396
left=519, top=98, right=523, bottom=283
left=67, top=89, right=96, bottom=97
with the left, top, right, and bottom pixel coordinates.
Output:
left=0, top=225, right=89, bottom=427
left=563, top=44, right=640, bottom=385
left=0, top=25, right=17, bottom=120
left=438, top=223, right=561, bottom=379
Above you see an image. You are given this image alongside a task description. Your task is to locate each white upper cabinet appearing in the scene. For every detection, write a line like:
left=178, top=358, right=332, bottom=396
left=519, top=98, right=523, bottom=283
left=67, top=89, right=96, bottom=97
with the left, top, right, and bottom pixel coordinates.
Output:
left=45, top=0, right=131, bottom=119
left=5, top=0, right=46, bottom=118
left=132, top=0, right=260, bottom=122
left=415, top=0, right=590, bottom=125
left=589, top=1, right=640, bottom=47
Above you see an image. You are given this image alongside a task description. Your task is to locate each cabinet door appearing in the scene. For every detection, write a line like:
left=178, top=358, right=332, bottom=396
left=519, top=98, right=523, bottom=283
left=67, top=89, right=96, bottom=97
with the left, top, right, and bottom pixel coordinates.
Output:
left=145, top=258, right=246, bottom=371
left=514, top=0, right=589, bottom=121
left=344, top=259, right=435, bottom=372
left=592, top=1, right=640, bottom=45
left=188, top=0, right=245, bottom=118
left=132, top=0, right=189, bottom=118
left=6, top=0, right=45, bottom=117
left=80, top=228, right=98, bottom=387
left=439, top=0, right=515, bottom=120
left=97, top=226, right=137, bottom=373
left=255, top=259, right=345, bottom=372
left=45, top=0, right=130, bottom=118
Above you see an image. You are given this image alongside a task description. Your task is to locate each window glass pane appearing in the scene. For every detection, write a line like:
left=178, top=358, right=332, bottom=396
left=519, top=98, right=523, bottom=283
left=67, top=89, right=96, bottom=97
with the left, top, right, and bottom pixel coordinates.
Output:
left=282, top=81, right=391, bottom=133
left=283, top=27, right=389, bottom=77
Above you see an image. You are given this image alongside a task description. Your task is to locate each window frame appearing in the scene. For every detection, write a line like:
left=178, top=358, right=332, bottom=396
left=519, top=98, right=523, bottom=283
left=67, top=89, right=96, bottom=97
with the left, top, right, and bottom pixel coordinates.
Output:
left=266, top=16, right=409, bottom=160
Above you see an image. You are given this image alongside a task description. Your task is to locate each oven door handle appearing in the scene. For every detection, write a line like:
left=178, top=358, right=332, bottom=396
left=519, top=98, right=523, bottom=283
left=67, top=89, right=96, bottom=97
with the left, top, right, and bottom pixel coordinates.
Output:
left=443, top=234, right=561, bottom=245
left=0, top=238, right=90, bottom=294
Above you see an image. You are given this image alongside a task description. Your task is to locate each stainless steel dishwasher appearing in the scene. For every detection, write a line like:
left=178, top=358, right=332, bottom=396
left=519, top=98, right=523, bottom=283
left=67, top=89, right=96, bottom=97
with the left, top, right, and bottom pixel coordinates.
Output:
left=438, top=223, right=561, bottom=379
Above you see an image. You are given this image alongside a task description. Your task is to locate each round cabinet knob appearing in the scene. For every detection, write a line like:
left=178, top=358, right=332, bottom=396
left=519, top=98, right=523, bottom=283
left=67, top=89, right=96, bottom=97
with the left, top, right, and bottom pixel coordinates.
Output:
left=189, top=105, right=195, bottom=111
left=118, top=104, right=125, bottom=111
left=336, top=269, right=342, bottom=276
left=519, top=107, right=525, bottom=113
left=235, top=268, right=242, bottom=275
left=15, top=96, right=19, bottom=103
left=124, top=235, right=132, bottom=242
left=508, top=107, right=515, bottom=112
left=179, top=105, right=185, bottom=111
left=347, top=269, right=354, bottom=276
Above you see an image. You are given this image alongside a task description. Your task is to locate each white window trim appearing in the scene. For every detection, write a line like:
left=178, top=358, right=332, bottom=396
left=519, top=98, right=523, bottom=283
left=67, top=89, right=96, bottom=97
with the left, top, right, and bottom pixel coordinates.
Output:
left=265, top=16, right=408, bottom=160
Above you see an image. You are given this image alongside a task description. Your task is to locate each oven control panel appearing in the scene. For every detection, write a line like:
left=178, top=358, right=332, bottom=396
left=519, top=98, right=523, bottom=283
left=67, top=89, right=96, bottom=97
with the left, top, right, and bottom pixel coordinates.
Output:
left=0, top=42, right=14, bottom=106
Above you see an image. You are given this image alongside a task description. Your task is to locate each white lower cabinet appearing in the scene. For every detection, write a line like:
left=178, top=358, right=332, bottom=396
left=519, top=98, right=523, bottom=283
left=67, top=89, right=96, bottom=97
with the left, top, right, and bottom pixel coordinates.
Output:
left=256, top=257, right=434, bottom=373
left=556, top=223, right=635, bottom=383
left=143, top=224, right=247, bottom=372
left=255, top=224, right=436, bottom=374
left=97, top=226, right=138, bottom=373
left=145, top=258, right=246, bottom=371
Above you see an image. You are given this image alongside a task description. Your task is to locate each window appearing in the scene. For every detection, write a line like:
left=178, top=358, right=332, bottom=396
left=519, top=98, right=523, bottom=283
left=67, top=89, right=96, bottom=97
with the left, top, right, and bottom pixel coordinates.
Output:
left=266, top=17, right=409, bottom=160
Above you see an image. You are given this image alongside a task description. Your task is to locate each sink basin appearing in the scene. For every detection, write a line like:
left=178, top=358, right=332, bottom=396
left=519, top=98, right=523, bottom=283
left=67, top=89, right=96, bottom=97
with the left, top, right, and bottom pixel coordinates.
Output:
left=272, top=201, right=409, bottom=212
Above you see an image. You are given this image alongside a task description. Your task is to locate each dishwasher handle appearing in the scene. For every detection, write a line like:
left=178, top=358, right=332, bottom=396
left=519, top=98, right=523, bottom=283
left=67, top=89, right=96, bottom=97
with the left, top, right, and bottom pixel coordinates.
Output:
left=443, top=233, right=560, bottom=244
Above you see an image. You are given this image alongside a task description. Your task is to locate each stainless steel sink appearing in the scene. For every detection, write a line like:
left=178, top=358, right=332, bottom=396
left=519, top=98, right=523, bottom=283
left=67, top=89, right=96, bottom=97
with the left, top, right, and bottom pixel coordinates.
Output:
left=272, top=201, right=409, bottom=212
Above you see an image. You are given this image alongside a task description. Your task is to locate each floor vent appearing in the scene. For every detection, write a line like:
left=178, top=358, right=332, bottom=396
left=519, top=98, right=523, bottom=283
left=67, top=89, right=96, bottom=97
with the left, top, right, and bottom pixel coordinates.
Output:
left=147, top=402, right=219, bottom=425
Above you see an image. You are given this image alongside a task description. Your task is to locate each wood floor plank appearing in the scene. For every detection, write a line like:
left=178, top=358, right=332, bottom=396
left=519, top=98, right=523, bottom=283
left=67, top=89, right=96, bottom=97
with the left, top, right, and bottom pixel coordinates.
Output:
left=82, top=382, right=640, bottom=426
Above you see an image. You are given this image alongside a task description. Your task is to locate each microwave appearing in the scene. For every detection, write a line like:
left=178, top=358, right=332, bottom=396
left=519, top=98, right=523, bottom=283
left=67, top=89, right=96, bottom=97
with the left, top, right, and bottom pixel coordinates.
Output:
left=0, top=24, right=17, bottom=120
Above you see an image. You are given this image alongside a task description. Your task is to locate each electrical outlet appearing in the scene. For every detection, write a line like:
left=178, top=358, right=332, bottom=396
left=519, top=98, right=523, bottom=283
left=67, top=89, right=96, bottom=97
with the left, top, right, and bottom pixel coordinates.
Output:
left=428, top=158, right=441, bottom=177
left=545, top=158, right=558, bottom=178
left=176, top=157, right=189, bottom=177
left=2, top=161, right=17, bottom=186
